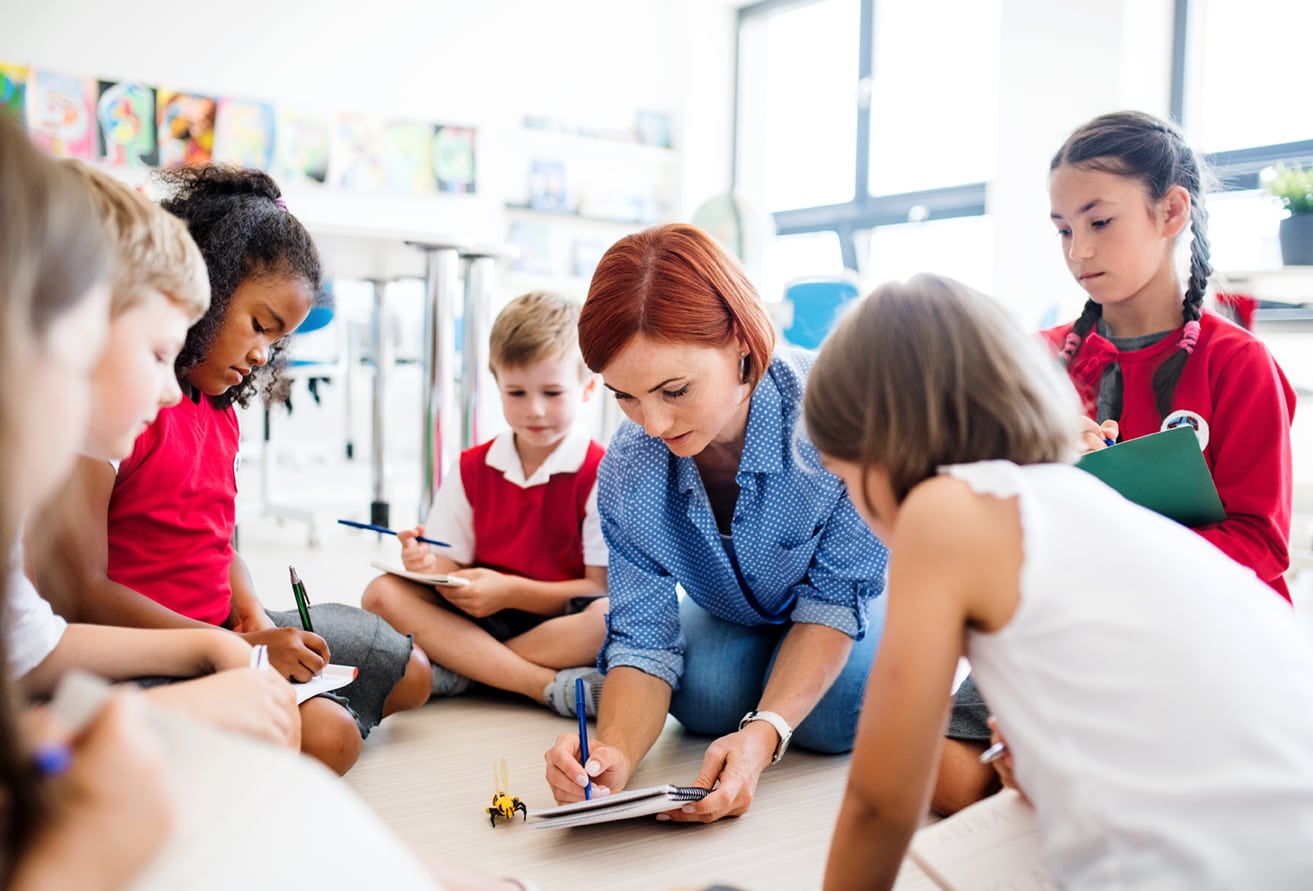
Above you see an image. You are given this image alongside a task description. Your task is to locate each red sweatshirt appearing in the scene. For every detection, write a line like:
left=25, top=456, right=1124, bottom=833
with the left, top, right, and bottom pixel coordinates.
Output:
left=1043, top=310, right=1296, bottom=601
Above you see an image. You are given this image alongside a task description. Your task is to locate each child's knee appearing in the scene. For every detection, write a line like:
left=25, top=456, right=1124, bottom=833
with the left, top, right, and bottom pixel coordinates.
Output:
left=299, top=698, right=363, bottom=776
left=384, top=647, right=433, bottom=715
left=360, top=575, right=405, bottom=617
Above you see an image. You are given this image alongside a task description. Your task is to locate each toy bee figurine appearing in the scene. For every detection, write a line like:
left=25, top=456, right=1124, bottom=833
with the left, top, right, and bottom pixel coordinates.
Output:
left=486, top=758, right=527, bottom=828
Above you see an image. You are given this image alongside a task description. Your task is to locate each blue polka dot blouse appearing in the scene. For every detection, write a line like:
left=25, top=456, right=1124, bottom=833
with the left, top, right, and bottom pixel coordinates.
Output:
left=597, top=347, right=889, bottom=688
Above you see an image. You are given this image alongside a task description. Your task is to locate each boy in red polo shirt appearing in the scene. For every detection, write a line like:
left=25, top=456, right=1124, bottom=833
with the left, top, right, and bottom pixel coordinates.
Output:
left=362, top=291, right=608, bottom=718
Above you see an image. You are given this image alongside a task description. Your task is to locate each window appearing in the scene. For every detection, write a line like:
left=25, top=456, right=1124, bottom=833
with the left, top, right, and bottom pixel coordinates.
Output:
left=866, top=0, right=1000, bottom=196
left=736, top=0, right=998, bottom=282
left=736, top=0, right=861, bottom=213
left=862, top=215, right=995, bottom=295
left=1187, top=0, right=1313, bottom=154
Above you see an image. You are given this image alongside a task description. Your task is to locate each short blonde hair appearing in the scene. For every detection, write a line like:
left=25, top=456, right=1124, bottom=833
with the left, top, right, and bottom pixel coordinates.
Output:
left=489, top=291, right=584, bottom=376
left=805, top=274, right=1082, bottom=508
left=63, top=161, right=210, bottom=322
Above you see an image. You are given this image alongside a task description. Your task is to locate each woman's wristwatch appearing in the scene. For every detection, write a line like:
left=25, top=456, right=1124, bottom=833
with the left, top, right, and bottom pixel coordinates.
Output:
left=738, top=709, right=794, bottom=764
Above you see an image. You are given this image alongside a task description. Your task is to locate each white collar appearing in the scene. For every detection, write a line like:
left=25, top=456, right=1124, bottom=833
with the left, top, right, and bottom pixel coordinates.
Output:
left=485, top=425, right=591, bottom=489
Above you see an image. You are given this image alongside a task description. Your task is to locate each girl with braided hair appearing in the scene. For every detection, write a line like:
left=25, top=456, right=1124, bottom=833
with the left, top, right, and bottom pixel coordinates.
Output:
left=931, top=111, right=1298, bottom=818
left=1044, top=110, right=1295, bottom=600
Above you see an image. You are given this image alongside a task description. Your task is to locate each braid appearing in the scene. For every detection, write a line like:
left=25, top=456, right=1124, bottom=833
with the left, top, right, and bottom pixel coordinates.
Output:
left=1150, top=165, right=1212, bottom=419
left=1060, top=299, right=1103, bottom=365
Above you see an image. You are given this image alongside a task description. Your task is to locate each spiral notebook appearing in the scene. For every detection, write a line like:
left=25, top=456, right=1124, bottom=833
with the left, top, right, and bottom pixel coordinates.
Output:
left=530, top=784, right=711, bottom=829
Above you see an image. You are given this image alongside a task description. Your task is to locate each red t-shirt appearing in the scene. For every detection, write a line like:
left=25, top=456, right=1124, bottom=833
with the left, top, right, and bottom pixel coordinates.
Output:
left=107, top=392, right=238, bottom=625
left=1043, top=310, right=1296, bottom=601
left=460, top=438, right=605, bottom=582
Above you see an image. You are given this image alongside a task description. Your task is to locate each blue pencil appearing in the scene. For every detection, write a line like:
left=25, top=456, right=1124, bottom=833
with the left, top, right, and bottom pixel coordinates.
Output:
left=576, top=677, right=592, bottom=801
left=336, top=519, right=450, bottom=548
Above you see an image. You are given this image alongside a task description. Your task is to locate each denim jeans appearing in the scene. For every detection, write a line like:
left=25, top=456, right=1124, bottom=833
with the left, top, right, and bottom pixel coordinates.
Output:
left=668, top=595, right=886, bottom=754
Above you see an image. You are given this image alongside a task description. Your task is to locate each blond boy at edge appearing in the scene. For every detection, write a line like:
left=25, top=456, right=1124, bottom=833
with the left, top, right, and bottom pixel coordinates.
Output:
left=363, top=291, right=609, bottom=718
left=19, top=162, right=298, bottom=747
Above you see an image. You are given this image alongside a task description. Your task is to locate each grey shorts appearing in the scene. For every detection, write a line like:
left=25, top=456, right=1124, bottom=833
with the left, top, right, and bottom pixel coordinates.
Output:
left=946, top=673, right=992, bottom=742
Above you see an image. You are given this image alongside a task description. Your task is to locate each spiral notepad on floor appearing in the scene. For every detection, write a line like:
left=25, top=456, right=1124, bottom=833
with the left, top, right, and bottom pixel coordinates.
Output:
left=530, top=784, right=711, bottom=828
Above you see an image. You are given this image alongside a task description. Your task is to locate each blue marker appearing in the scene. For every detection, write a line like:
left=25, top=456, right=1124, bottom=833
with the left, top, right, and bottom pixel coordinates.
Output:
left=576, top=676, right=592, bottom=801
left=1104, top=437, right=1117, bottom=447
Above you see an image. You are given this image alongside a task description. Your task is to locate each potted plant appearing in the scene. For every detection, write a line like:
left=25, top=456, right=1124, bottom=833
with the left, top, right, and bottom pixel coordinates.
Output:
left=1265, top=163, right=1313, bottom=265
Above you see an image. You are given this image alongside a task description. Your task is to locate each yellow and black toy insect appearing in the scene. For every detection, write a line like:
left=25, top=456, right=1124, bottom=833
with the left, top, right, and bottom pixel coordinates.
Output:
left=486, top=758, right=527, bottom=828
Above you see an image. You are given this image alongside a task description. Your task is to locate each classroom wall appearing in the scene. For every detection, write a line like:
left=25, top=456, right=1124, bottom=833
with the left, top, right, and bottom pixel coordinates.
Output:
left=0, top=0, right=739, bottom=256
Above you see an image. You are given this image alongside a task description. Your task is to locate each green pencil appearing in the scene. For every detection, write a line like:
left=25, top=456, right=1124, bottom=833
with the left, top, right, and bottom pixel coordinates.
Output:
left=289, top=564, right=314, bottom=633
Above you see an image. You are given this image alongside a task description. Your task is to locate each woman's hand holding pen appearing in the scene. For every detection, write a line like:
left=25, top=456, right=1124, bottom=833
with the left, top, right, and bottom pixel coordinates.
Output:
left=659, top=726, right=771, bottom=823
left=398, top=525, right=441, bottom=574
left=1078, top=417, right=1120, bottom=454
left=238, top=627, right=329, bottom=682
left=544, top=732, right=627, bottom=804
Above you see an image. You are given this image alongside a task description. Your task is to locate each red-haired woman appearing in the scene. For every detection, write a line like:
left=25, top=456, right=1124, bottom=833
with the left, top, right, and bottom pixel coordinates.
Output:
left=543, top=223, right=889, bottom=823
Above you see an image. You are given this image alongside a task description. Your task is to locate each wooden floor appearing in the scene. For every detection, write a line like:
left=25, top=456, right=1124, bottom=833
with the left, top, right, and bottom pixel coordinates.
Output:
left=345, top=691, right=855, bottom=891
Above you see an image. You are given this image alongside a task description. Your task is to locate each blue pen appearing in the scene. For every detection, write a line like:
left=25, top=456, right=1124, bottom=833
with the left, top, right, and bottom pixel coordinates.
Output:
left=576, top=676, right=592, bottom=801
left=336, top=519, right=450, bottom=548
left=1104, top=437, right=1117, bottom=447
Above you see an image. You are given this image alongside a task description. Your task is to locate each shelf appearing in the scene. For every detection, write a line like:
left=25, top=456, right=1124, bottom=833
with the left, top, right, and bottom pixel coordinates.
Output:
left=505, top=203, right=658, bottom=227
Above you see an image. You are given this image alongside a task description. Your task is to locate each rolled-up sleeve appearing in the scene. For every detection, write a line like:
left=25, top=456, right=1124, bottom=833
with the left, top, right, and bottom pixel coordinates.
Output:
left=596, top=442, right=686, bottom=687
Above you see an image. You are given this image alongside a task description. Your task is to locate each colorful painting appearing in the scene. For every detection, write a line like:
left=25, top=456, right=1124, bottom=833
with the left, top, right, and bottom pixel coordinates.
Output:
left=331, top=114, right=385, bottom=193
left=157, top=90, right=216, bottom=168
left=0, top=63, right=28, bottom=122
left=213, top=97, right=275, bottom=170
left=275, top=109, right=331, bottom=185
left=432, top=124, right=476, bottom=193
left=97, top=81, right=157, bottom=168
left=382, top=121, right=435, bottom=194
left=26, top=69, right=96, bottom=159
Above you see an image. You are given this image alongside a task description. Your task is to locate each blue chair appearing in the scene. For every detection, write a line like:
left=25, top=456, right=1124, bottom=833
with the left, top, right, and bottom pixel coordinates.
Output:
left=781, top=277, right=860, bottom=350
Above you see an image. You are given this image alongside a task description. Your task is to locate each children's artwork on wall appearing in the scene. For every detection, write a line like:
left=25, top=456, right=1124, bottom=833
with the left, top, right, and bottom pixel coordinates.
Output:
left=0, top=63, right=28, bottom=122
left=432, top=124, right=476, bottom=193
left=97, top=81, right=158, bottom=168
left=529, top=159, right=570, bottom=212
left=26, top=69, right=96, bottom=159
left=157, top=90, right=216, bottom=168
left=212, top=97, right=275, bottom=170
left=382, top=121, right=435, bottom=195
left=331, top=114, right=386, bottom=193
left=275, top=110, right=331, bottom=185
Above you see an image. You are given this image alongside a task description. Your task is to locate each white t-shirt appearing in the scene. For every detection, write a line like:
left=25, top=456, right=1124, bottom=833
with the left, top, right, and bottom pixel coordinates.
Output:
left=952, top=460, right=1313, bottom=890
left=423, top=426, right=607, bottom=567
left=4, top=550, right=66, bottom=679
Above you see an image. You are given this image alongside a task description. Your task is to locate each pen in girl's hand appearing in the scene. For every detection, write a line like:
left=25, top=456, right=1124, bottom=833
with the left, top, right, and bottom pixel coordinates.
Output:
left=289, top=565, right=314, bottom=634
left=335, top=519, right=450, bottom=548
left=1104, top=437, right=1117, bottom=447
left=979, top=740, right=1008, bottom=764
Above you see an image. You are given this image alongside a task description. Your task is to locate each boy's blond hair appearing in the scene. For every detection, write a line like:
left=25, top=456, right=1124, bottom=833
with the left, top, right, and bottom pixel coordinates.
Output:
left=488, top=291, right=585, bottom=376
left=63, top=161, right=210, bottom=322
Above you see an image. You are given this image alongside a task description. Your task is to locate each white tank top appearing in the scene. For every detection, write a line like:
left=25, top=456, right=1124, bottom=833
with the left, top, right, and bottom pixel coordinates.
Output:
left=949, top=460, right=1313, bottom=890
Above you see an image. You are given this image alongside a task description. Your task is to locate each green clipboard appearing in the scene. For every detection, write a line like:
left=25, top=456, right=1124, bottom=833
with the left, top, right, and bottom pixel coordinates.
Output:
left=1075, top=425, right=1226, bottom=528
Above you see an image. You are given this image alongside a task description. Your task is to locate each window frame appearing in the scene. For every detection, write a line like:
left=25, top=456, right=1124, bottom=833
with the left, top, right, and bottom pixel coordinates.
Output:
left=733, top=0, right=988, bottom=271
